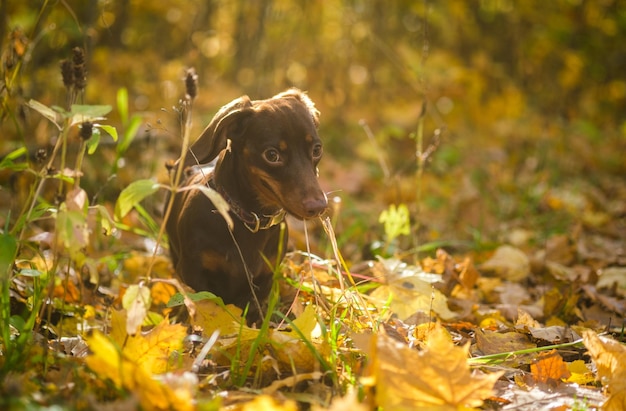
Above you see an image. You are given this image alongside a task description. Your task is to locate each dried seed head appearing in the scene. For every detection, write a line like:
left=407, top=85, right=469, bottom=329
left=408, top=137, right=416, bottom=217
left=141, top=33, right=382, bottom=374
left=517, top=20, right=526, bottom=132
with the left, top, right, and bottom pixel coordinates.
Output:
left=60, top=59, right=74, bottom=88
left=79, top=122, right=93, bottom=140
left=184, top=68, right=198, bottom=100
left=36, top=148, right=48, bottom=163
left=72, top=47, right=87, bottom=90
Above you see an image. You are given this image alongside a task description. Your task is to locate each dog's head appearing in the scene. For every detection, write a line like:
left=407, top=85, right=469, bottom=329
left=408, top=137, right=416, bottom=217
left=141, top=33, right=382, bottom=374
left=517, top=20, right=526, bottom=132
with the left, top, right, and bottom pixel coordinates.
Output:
left=184, top=88, right=327, bottom=220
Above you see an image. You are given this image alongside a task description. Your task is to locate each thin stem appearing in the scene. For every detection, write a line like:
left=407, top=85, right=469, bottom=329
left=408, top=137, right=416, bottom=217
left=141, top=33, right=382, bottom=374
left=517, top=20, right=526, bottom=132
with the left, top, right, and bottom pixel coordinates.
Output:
left=145, top=99, right=194, bottom=279
left=467, top=339, right=585, bottom=366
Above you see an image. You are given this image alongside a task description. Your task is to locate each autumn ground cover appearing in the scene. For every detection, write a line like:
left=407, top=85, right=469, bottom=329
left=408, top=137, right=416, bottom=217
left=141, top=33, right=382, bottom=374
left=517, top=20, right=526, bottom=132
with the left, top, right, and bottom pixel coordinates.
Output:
left=1, top=2, right=625, bottom=410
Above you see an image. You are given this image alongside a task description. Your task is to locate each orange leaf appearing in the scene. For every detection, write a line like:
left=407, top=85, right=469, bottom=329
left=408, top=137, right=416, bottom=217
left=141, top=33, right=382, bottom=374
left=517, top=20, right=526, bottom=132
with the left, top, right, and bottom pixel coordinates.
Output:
left=151, top=281, right=177, bottom=306
left=530, top=350, right=570, bottom=384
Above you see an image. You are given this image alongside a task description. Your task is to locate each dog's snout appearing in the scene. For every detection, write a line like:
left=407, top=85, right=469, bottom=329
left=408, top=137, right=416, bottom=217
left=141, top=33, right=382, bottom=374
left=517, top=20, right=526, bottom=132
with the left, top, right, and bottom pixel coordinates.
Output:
left=302, top=197, right=328, bottom=218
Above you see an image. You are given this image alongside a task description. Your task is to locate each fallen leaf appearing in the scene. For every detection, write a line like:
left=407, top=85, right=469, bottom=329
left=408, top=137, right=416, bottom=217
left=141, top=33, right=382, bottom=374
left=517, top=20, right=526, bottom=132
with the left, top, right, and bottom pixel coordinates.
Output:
left=475, top=329, right=535, bottom=356
left=240, top=395, right=298, bottom=411
left=85, top=330, right=193, bottom=411
left=312, top=389, right=368, bottom=411
left=363, top=324, right=503, bottom=410
left=583, top=331, right=626, bottom=411
left=527, top=326, right=581, bottom=345
left=480, top=245, right=530, bottom=281
left=597, top=267, right=626, bottom=296
left=530, top=350, right=570, bottom=384
left=124, top=320, right=187, bottom=374
left=191, top=299, right=258, bottom=341
left=122, top=283, right=151, bottom=335
left=269, top=305, right=328, bottom=374
left=565, top=359, right=595, bottom=385
left=515, top=309, right=541, bottom=329
left=151, top=281, right=177, bottom=306
left=370, top=258, right=456, bottom=320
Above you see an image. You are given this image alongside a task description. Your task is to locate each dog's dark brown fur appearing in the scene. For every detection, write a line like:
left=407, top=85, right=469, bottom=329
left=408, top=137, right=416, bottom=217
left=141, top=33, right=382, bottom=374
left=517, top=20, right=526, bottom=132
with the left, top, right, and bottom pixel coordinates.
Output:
left=166, top=89, right=327, bottom=321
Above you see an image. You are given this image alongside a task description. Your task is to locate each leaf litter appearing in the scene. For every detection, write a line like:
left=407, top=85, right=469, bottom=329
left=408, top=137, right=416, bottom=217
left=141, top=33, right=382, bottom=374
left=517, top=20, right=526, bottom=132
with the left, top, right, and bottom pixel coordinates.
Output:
left=4, top=214, right=625, bottom=410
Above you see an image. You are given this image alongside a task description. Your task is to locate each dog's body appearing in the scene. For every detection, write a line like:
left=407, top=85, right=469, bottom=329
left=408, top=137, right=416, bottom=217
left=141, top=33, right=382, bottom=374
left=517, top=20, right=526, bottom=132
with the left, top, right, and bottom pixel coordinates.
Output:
left=166, top=89, right=327, bottom=320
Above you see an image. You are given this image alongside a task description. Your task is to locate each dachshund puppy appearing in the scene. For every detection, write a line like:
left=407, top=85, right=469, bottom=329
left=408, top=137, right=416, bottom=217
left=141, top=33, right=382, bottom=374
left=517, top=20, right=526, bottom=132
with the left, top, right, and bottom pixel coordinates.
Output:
left=166, top=89, right=327, bottom=321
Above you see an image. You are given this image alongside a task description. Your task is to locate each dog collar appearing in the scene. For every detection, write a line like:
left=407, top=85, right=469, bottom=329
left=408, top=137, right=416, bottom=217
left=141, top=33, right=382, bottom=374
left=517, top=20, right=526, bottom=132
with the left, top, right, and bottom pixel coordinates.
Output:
left=208, top=176, right=286, bottom=233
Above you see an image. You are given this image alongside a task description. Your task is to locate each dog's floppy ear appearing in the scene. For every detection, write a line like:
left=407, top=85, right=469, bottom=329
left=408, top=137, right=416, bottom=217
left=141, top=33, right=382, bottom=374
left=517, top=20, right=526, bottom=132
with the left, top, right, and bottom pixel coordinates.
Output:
left=274, top=88, right=320, bottom=128
left=179, top=95, right=254, bottom=168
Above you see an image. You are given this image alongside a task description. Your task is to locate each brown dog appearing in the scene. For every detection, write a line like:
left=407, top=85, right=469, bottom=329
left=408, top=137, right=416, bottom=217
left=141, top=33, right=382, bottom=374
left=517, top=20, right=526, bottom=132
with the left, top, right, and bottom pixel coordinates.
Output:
left=166, top=89, right=327, bottom=321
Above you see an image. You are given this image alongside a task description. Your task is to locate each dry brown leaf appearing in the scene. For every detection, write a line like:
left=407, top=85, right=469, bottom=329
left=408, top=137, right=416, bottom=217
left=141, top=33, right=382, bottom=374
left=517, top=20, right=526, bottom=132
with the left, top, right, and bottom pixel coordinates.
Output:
left=457, top=256, right=479, bottom=290
left=370, top=259, right=456, bottom=320
left=530, top=350, right=570, bottom=384
left=365, top=325, right=503, bottom=410
left=516, top=309, right=541, bottom=329
left=583, top=331, right=626, bottom=411
left=597, top=267, right=626, bottom=296
left=475, top=329, right=535, bottom=356
left=480, top=245, right=530, bottom=281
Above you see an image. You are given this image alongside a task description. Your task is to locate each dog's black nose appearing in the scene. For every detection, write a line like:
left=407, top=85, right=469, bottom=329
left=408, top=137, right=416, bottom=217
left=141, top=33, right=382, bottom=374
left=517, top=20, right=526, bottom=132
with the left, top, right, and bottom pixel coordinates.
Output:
left=302, top=197, right=328, bottom=218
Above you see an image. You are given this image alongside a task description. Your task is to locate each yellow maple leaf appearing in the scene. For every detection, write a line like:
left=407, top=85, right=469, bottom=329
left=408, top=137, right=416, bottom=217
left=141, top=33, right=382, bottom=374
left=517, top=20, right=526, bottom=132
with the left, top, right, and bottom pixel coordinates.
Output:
left=84, top=331, right=125, bottom=388
left=583, top=331, right=626, bottom=411
left=565, top=359, right=595, bottom=385
left=85, top=331, right=194, bottom=411
left=124, top=320, right=187, bottom=374
left=191, top=299, right=249, bottom=337
left=364, top=324, right=503, bottom=410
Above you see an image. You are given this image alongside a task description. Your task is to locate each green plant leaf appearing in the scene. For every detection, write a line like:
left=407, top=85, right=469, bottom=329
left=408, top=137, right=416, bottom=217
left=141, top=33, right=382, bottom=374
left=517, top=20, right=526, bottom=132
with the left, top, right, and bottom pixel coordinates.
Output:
left=117, top=115, right=142, bottom=155
left=95, top=205, right=115, bottom=235
left=26, top=99, right=61, bottom=129
left=117, top=87, right=129, bottom=125
left=86, top=127, right=101, bottom=155
left=167, top=291, right=221, bottom=307
left=69, top=104, right=111, bottom=127
left=19, top=268, right=43, bottom=277
left=98, top=124, right=118, bottom=142
left=0, top=147, right=28, bottom=171
left=56, top=208, right=89, bottom=254
left=70, top=104, right=112, bottom=118
left=115, top=179, right=160, bottom=219
left=0, top=233, right=17, bottom=281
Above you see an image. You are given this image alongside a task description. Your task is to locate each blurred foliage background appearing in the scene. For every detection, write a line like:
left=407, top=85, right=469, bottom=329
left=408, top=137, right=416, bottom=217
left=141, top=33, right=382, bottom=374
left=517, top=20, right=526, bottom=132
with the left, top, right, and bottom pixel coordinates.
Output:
left=2, top=0, right=625, bottom=258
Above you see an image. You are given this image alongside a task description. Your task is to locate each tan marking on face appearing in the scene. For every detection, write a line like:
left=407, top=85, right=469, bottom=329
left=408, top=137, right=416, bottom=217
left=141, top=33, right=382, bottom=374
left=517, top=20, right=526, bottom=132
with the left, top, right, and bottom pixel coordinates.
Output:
left=279, top=140, right=288, bottom=151
left=305, top=134, right=313, bottom=143
left=249, top=165, right=284, bottom=205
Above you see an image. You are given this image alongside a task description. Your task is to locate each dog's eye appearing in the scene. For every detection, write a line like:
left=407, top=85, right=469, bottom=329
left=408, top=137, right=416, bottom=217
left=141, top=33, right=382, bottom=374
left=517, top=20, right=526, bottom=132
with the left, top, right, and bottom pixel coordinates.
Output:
left=312, top=144, right=323, bottom=159
left=263, top=148, right=282, bottom=164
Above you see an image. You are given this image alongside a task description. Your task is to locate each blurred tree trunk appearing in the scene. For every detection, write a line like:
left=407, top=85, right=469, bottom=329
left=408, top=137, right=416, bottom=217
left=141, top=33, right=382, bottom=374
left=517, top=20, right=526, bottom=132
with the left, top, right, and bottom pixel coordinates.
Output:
left=232, top=0, right=271, bottom=79
left=107, top=0, right=129, bottom=49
